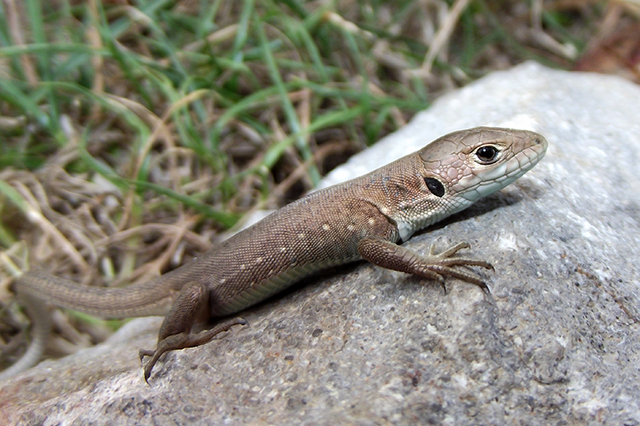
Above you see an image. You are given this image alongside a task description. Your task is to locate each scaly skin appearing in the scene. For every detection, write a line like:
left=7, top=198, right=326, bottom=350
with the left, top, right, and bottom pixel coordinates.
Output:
left=0, top=127, right=548, bottom=381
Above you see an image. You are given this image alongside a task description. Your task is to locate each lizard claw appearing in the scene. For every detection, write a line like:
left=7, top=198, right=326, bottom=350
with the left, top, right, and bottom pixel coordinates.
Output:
left=425, top=241, right=493, bottom=292
left=139, top=317, right=248, bottom=383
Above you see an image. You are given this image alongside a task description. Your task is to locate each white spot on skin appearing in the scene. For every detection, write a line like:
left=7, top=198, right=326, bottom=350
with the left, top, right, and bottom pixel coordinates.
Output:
left=322, top=224, right=330, bottom=231
left=298, top=233, right=306, bottom=239
left=220, top=278, right=226, bottom=284
left=256, top=257, right=263, bottom=264
left=347, top=225, right=355, bottom=232
left=368, top=218, right=375, bottom=226
left=380, top=207, right=389, bottom=215
left=240, top=264, right=246, bottom=270
left=279, top=247, right=287, bottom=253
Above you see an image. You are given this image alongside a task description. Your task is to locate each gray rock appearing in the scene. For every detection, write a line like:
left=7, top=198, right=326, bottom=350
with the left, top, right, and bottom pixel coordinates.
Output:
left=2, top=61, right=640, bottom=425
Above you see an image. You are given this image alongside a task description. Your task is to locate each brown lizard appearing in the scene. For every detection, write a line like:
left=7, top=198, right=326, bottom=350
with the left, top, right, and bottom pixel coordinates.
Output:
left=0, top=127, right=548, bottom=381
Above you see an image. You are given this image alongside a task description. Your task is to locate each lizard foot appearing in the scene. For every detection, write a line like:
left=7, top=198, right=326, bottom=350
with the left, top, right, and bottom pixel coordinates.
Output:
left=139, top=317, right=248, bottom=383
left=423, top=241, right=494, bottom=293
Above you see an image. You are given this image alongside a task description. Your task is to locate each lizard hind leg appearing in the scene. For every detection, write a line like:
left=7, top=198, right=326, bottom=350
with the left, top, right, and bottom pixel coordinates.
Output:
left=138, top=281, right=247, bottom=382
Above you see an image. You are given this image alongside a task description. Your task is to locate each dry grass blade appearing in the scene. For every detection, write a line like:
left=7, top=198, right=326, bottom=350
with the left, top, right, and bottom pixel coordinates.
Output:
left=3, top=0, right=37, bottom=86
left=420, top=0, right=472, bottom=75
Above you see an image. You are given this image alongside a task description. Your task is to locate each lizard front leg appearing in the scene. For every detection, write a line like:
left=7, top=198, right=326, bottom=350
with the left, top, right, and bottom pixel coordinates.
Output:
left=139, top=282, right=246, bottom=382
left=358, top=238, right=494, bottom=292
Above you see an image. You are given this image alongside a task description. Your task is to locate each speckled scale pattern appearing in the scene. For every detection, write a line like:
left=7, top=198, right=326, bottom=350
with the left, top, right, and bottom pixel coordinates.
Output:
left=151, top=157, right=430, bottom=316
left=136, top=127, right=548, bottom=318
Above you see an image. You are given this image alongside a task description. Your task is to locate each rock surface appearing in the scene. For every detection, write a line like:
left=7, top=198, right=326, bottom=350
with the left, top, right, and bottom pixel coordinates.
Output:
left=2, top=62, right=640, bottom=425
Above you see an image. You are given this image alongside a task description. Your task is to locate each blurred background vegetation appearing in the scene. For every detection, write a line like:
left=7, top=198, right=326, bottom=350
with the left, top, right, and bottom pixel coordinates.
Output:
left=0, top=0, right=639, bottom=364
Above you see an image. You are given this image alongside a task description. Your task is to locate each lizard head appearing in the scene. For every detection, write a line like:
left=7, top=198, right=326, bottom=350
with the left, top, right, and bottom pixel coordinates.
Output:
left=419, top=126, right=548, bottom=203
left=391, top=127, right=548, bottom=241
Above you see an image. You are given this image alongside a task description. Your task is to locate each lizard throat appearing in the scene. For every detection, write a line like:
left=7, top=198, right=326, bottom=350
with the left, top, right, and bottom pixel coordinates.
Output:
left=395, top=197, right=474, bottom=242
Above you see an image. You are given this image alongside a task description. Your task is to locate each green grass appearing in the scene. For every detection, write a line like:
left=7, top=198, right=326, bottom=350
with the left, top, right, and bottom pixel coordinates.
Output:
left=0, top=1, right=437, bottom=224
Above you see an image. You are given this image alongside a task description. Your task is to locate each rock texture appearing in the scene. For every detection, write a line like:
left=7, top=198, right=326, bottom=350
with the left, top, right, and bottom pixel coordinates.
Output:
left=2, top=62, right=640, bottom=425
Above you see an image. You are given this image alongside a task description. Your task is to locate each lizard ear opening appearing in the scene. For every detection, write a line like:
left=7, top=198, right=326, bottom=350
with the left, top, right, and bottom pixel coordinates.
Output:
left=424, top=177, right=445, bottom=197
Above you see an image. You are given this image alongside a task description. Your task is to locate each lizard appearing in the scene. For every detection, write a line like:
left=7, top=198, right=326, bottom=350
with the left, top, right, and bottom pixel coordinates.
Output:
left=0, top=126, right=548, bottom=381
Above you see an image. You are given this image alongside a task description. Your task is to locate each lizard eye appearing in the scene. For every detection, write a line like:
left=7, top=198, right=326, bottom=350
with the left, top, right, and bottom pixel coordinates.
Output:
left=424, top=177, right=445, bottom=197
left=475, top=145, right=500, bottom=164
